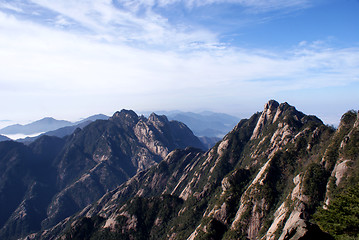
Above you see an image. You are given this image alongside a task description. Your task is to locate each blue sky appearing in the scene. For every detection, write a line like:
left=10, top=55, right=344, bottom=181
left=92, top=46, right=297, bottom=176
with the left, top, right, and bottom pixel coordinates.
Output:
left=0, top=0, right=358, bottom=126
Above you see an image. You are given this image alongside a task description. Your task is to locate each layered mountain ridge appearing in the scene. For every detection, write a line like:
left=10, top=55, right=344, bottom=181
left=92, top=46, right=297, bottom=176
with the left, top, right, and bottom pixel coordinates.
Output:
left=1, top=101, right=358, bottom=240
left=0, top=114, right=110, bottom=143
left=26, top=100, right=359, bottom=240
left=0, top=118, right=73, bottom=135
left=0, top=110, right=204, bottom=240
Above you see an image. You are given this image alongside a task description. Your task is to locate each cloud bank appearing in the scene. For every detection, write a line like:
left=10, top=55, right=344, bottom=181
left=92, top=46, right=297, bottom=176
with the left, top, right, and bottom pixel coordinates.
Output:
left=0, top=0, right=358, bottom=124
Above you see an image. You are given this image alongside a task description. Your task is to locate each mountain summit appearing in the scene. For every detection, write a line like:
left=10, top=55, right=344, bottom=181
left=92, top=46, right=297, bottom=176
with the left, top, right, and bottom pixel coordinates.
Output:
left=28, top=100, right=358, bottom=240
left=0, top=110, right=204, bottom=239
left=1, top=101, right=358, bottom=240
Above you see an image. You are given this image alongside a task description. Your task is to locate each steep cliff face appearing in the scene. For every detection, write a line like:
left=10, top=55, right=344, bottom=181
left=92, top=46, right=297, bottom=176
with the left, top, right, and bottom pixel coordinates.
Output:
left=0, top=110, right=204, bottom=240
left=0, top=136, right=65, bottom=240
left=196, top=105, right=356, bottom=240
left=19, top=101, right=359, bottom=240
left=184, top=101, right=333, bottom=240
left=323, top=110, right=359, bottom=203
left=37, top=101, right=359, bottom=240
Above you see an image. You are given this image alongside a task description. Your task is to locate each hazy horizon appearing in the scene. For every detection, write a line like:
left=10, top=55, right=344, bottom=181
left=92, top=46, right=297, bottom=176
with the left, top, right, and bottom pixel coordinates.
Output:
left=1, top=0, right=358, bottom=127
left=0, top=101, right=348, bottom=132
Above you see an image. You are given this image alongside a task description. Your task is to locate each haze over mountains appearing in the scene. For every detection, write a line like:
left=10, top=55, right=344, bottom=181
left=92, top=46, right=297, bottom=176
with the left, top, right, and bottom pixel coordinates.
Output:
left=0, top=117, right=71, bottom=135
left=0, top=110, right=204, bottom=239
left=142, top=111, right=240, bottom=138
left=0, top=135, right=10, bottom=141
left=0, top=114, right=110, bottom=140
left=0, top=100, right=358, bottom=240
left=0, top=1, right=357, bottom=239
left=51, top=101, right=357, bottom=240
left=0, top=111, right=239, bottom=148
left=144, top=111, right=240, bottom=149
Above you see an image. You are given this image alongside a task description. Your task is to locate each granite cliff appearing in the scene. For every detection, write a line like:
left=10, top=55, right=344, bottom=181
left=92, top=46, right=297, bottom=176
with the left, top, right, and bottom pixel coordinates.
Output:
left=26, top=101, right=359, bottom=240
left=2, top=101, right=358, bottom=240
left=0, top=110, right=203, bottom=240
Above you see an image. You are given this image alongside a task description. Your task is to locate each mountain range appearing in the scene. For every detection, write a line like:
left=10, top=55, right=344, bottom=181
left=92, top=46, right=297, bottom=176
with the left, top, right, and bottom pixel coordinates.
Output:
left=0, top=101, right=358, bottom=240
left=0, top=112, right=238, bottom=149
left=150, top=111, right=240, bottom=138
left=0, top=114, right=109, bottom=141
left=165, top=111, right=240, bottom=149
left=0, top=110, right=204, bottom=240
left=0, top=117, right=73, bottom=135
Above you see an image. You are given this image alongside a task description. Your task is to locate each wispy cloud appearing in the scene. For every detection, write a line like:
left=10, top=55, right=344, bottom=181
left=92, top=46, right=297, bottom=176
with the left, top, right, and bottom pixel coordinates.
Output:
left=0, top=0, right=310, bottom=49
left=10, top=0, right=213, bottom=48
left=0, top=2, right=24, bottom=12
left=117, top=0, right=310, bottom=11
left=0, top=0, right=358, bottom=124
left=234, top=0, right=310, bottom=12
left=0, top=10, right=358, bottom=98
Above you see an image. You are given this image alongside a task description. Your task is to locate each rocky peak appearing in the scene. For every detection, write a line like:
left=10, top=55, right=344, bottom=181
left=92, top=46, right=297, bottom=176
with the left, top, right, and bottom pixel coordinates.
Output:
left=0, top=107, right=210, bottom=240
left=337, top=110, right=358, bottom=132
left=265, top=99, right=280, bottom=111
left=147, top=113, right=170, bottom=130
left=148, top=113, right=169, bottom=123
left=250, top=100, right=309, bottom=141
left=261, top=100, right=280, bottom=123
left=354, top=110, right=359, bottom=127
left=250, top=100, right=281, bottom=140
left=20, top=101, right=359, bottom=240
left=110, top=109, right=139, bottom=127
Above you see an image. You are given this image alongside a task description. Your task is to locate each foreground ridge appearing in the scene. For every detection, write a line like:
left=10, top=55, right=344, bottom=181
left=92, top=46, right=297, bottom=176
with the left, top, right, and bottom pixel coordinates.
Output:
left=4, top=101, right=359, bottom=240
left=0, top=110, right=204, bottom=240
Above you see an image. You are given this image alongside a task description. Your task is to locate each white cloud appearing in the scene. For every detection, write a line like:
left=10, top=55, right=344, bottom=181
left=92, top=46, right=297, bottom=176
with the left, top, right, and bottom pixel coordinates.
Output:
left=0, top=1, right=358, bottom=123
left=0, top=11, right=358, bottom=96
left=1, top=0, right=310, bottom=49
left=53, top=15, right=72, bottom=27
left=117, top=0, right=310, bottom=11
left=236, top=0, right=310, bottom=12
left=22, top=0, right=216, bottom=48
left=0, top=2, right=24, bottom=12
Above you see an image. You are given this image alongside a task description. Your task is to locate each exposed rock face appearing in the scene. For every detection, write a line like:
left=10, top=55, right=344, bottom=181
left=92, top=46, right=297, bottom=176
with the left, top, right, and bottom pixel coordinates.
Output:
left=7, top=101, right=359, bottom=240
left=0, top=110, right=204, bottom=240
left=251, top=100, right=280, bottom=140
left=133, top=113, right=203, bottom=159
left=323, top=110, right=359, bottom=207
left=27, top=101, right=322, bottom=239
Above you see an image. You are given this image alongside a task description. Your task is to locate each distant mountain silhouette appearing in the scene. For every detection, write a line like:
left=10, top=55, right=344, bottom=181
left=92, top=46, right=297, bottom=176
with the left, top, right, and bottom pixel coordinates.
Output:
left=75, top=114, right=109, bottom=124
left=32, top=100, right=352, bottom=240
left=1, top=102, right=359, bottom=240
left=140, top=111, right=239, bottom=148
left=4, top=112, right=235, bottom=149
left=0, top=110, right=204, bottom=239
left=159, top=111, right=239, bottom=137
left=0, top=135, right=10, bottom=142
left=0, top=114, right=109, bottom=137
left=0, top=117, right=72, bottom=135
left=17, top=114, right=109, bottom=143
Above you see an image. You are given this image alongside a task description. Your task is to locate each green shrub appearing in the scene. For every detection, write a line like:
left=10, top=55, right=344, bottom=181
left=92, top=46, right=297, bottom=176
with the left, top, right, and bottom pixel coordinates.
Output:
left=303, top=163, right=329, bottom=213
left=314, top=184, right=359, bottom=239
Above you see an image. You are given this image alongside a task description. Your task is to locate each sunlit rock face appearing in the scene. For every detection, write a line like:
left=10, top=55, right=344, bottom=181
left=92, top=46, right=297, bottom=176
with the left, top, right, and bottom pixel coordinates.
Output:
left=4, top=102, right=359, bottom=240
left=0, top=110, right=204, bottom=239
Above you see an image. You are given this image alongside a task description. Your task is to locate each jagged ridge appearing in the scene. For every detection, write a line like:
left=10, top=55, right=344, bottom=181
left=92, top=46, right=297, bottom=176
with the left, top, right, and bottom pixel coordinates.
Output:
left=36, top=100, right=359, bottom=240
left=0, top=110, right=204, bottom=240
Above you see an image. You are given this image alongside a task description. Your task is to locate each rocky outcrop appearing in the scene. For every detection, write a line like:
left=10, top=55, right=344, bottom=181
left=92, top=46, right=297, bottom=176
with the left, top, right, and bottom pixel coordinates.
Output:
left=15, top=101, right=359, bottom=240
left=0, top=110, right=204, bottom=240
left=251, top=100, right=280, bottom=140
left=323, top=110, right=359, bottom=208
